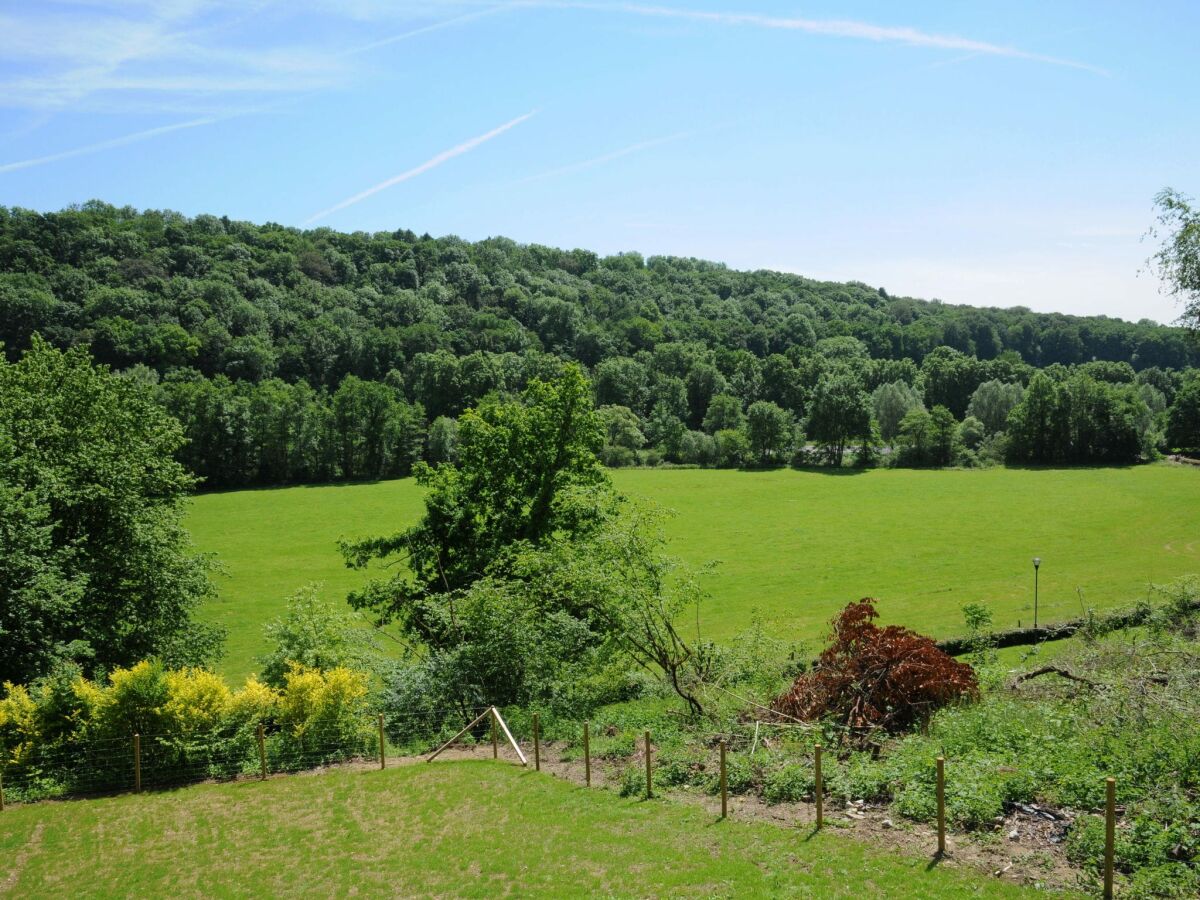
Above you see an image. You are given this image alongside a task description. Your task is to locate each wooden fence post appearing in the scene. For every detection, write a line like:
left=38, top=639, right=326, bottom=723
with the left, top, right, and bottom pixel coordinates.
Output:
left=583, top=721, right=591, bottom=787
left=134, top=733, right=142, bottom=793
left=257, top=723, right=267, bottom=780
left=814, top=744, right=823, bottom=829
left=378, top=714, right=386, bottom=770
left=644, top=731, right=653, bottom=799
left=935, top=756, right=946, bottom=856
left=719, top=741, right=727, bottom=819
left=1104, top=777, right=1116, bottom=900
left=533, top=713, right=541, bottom=772
left=490, top=709, right=498, bottom=759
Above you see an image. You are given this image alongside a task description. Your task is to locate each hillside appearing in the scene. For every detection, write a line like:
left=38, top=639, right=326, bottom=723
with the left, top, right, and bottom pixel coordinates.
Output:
left=0, top=758, right=1042, bottom=898
left=3, top=202, right=1198, bottom=489
left=4, top=203, right=1190, bottom=380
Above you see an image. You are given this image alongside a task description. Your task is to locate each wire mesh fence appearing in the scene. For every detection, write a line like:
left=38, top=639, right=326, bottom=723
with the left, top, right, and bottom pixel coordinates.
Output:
left=0, top=705, right=1124, bottom=898
left=0, top=706, right=496, bottom=804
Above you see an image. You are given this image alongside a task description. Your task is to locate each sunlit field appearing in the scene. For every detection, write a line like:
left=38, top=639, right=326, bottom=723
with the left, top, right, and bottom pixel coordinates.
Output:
left=188, top=465, right=1200, bottom=679
left=0, top=761, right=1041, bottom=898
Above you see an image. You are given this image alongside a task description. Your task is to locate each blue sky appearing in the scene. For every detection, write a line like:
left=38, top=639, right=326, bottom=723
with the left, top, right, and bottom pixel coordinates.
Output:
left=1, top=1, right=1196, bottom=322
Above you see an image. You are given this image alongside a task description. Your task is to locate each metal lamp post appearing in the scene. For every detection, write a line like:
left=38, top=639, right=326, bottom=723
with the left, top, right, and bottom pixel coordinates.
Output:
left=1032, top=557, right=1041, bottom=630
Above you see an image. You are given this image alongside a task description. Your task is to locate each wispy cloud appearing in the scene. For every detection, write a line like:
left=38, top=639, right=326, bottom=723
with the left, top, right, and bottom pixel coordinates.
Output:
left=538, top=2, right=1105, bottom=74
left=341, top=5, right=511, bottom=56
left=304, top=110, right=538, bottom=224
left=0, top=3, right=502, bottom=113
left=0, top=116, right=218, bottom=175
left=0, top=2, right=503, bottom=169
left=519, top=130, right=695, bottom=183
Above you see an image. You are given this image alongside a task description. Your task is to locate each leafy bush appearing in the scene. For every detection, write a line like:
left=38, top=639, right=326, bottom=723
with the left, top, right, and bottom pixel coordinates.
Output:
left=1067, top=805, right=1200, bottom=879
left=272, top=664, right=374, bottom=768
left=762, top=760, right=815, bottom=804
left=1125, top=864, right=1200, bottom=899
left=259, top=584, right=383, bottom=687
left=618, top=764, right=647, bottom=798
left=0, top=659, right=374, bottom=799
left=826, top=752, right=891, bottom=803
left=655, top=745, right=708, bottom=789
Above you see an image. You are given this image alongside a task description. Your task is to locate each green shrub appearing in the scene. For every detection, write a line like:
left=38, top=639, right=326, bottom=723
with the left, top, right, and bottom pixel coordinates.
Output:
left=1125, top=863, right=1200, bottom=899
left=655, top=746, right=707, bottom=789
left=1068, top=809, right=1199, bottom=879
left=703, top=752, right=756, bottom=796
left=826, top=752, right=890, bottom=803
left=762, top=760, right=814, bottom=804
left=618, top=764, right=647, bottom=798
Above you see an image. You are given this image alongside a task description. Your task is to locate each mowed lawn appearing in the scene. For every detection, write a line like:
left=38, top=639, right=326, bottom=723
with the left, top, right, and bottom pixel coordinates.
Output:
left=189, top=465, right=1200, bottom=679
left=0, top=761, right=1042, bottom=898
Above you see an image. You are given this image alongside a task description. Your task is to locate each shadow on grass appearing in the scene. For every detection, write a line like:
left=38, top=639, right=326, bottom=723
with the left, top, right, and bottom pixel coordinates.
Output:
left=192, top=476, right=401, bottom=497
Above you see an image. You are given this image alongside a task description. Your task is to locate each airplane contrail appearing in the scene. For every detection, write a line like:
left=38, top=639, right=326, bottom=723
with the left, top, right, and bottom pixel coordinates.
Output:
left=0, top=116, right=217, bottom=174
left=304, top=109, right=537, bottom=224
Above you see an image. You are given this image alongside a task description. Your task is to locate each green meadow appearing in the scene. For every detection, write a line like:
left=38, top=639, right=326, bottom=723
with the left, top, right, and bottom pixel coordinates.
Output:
left=188, top=465, right=1200, bottom=680
left=0, top=760, right=1042, bottom=898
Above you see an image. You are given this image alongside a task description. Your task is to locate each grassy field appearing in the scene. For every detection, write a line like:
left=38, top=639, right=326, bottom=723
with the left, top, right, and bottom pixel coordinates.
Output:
left=189, top=465, right=1200, bottom=680
left=0, top=760, right=1042, bottom=898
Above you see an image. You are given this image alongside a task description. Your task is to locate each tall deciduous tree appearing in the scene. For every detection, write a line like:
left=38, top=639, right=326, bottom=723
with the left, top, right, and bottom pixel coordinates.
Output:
left=341, top=365, right=612, bottom=646
left=805, top=373, right=872, bottom=466
left=0, top=338, right=220, bottom=683
left=871, top=380, right=924, bottom=442
left=1166, top=378, right=1200, bottom=453
left=966, top=379, right=1025, bottom=434
left=746, top=400, right=793, bottom=464
left=1148, top=188, right=1200, bottom=329
left=702, top=393, right=745, bottom=434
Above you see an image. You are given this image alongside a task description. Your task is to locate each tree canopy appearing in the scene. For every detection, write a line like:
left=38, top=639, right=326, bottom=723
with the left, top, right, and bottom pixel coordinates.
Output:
left=1, top=201, right=1196, bottom=478
left=1148, top=188, right=1200, bottom=330
left=0, top=338, right=220, bottom=683
left=341, top=364, right=612, bottom=644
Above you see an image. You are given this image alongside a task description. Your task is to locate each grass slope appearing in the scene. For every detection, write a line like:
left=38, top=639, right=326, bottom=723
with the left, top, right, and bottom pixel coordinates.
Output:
left=0, top=761, right=1040, bottom=898
left=188, top=466, right=1200, bottom=679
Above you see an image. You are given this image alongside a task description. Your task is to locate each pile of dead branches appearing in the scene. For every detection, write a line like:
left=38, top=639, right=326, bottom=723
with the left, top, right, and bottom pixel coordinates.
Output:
left=773, top=599, right=978, bottom=743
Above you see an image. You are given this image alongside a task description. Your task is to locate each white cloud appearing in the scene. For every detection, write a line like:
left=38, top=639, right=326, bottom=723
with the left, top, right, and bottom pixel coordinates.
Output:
left=0, top=2, right=497, bottom=113
left=540, top=2, right=1105, bottom=74
left=304, top=110, right=538, bottom=224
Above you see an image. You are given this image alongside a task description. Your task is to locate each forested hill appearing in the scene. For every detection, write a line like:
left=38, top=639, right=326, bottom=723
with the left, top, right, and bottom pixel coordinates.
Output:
left=2, top=202, right=1191, bottom=375
left=2, top=201, right=1197, bottom=486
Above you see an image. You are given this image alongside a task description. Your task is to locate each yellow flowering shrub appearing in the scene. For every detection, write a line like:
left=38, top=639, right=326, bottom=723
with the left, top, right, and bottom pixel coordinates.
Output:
left=227, top=676, right=280, bottom=729
left=274, top=664, right=372, bottom=762
left=2, top=660, right=375, bottom=796
left=93, top=660, right=169, bottom=738
left=162, top=668, right=233, bottom=736
left=279, top=664, right=368, bottom=733
left=67, top=675, right=105, bottom=730
left=0, top=682, right=38, bottom=766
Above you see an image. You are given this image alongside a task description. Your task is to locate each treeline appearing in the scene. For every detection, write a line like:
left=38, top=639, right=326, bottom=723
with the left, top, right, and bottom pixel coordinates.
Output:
left=144, top=328, right=1200, bottom=485
left=590, top=351, right=1185, bottom=469
left=2, top=201, right=1199, bottom=485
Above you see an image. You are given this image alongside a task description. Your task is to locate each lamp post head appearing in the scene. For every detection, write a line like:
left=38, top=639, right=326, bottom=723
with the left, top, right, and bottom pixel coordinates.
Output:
left=1033, top=557, right=1041, bottom=569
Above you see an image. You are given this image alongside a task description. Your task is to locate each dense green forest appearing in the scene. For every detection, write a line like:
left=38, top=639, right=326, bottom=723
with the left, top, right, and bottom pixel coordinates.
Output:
left=3, top=200, right=1199, bottom=487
